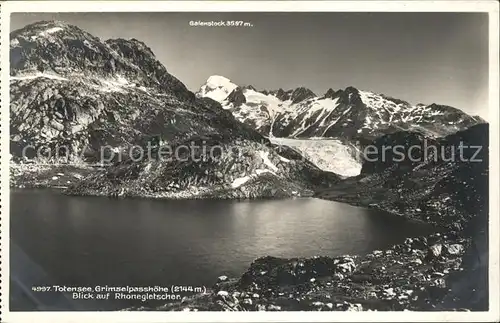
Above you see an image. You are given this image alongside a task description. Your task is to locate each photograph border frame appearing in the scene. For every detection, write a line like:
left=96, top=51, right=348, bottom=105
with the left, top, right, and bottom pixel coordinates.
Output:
left=1, top=1, right=498, bottom=322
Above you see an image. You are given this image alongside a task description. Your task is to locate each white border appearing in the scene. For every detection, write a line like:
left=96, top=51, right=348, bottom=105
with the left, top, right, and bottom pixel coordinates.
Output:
left=1, top=1, right=499, bottom=322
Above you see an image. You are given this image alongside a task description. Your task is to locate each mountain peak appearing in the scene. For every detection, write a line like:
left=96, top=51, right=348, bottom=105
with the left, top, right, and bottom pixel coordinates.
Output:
left=290, top=87, right=316, bottom=103
left=344, top=86, right=360, bottom=94
left=207, top=75, right=234, bottom=86
left=11, top=20, right=94, bottom=43
left=10, top=20, right=192, bottom=101
left=324, top=88, right=343, bottom=99
left=197, top=75, right=238, bottom=101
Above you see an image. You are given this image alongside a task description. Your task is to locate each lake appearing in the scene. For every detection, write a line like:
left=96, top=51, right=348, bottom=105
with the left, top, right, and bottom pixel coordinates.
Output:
left=10, top=189, right=437, bottom=310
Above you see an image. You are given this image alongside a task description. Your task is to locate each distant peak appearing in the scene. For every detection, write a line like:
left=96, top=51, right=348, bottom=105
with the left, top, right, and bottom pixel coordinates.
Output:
left=206, top=75, right=237, bottom=89
left=260, top=88, right=289, bottom=101
left=242, top=84, right=257, bottom=91
left=290, top=87, right=316, bottom=103
left=324, top=88, right=343, bottom=99
left=206, top=75, right=233, bottom=84
left=197, top=75, right=238, bottom=101
left=344, top=86, right=360, bottom=94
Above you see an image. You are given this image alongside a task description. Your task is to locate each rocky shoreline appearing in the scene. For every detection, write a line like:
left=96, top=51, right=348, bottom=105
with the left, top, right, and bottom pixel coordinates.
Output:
left=9, top=162, right=316, bottom=200
left=126, top=230, right=486, bottom=312
left=10, top=162, right=96, bottom=189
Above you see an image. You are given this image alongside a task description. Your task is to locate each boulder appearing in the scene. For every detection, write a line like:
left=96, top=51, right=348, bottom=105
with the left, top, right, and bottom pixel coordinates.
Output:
left=336, top=257, right=356, bottom=273
left=412, top=258, right=423, bottom=265
left=426, top=244, right=442, bottom=260
left=445, top=243, right=464, bottom=255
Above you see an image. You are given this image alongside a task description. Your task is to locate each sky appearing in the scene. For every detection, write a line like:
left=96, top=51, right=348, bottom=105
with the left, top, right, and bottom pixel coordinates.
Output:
left=11, top=12, right=489, bottom=119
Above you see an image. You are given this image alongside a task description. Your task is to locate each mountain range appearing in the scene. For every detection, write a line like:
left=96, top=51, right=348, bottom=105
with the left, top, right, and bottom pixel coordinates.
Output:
left=196, top=75, right=485, bottom=143
left=9, top=20, right=339, bottom=198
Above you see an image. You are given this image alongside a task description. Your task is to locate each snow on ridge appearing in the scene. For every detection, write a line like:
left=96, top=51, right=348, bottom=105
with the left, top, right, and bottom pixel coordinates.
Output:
left=198, top=75, right=239, bottom=101
left=243, top=89, right=283, bottom=117
left=231, top=169, right=274, bottom=188
left=29, top=26, right=64, bottom=41
left=10, top=72, right=68, bottom=81
left=10, top=72, right=140, bottom=94
left=206, top=75, right=235, bottom=87
left=41, top=27, right=64, bottom=36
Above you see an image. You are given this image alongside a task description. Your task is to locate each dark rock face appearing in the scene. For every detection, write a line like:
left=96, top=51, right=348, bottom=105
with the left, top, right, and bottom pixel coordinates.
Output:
left=323, top=88, right=342, bottom=99
left=359, top=132, right=439, bottom=174
left=290, top=87, right=316, bottom=104
left=132, top=232, right=472, bottom=312
left=227, top=87, right=246, bottom=106
left=243, top=85, right=257, bottom=91
left=272, top=88, right=290, bottom=101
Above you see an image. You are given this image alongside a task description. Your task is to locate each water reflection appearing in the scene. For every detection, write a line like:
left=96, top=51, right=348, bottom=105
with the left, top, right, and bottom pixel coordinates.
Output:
left=11, top=189, right=437, bottom=309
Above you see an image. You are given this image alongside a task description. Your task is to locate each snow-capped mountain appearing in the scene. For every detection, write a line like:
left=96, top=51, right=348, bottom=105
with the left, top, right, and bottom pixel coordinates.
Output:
left=197, top=76, right=285, bottom=135
left=197, top=76, right=485, bottom=142
left=10, top=20, right=340, bottom=197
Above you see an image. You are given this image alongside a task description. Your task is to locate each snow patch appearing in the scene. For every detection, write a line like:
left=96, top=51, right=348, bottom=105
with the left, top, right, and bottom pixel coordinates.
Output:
left=97, top=76, right=134, bottom=93
left=231, top=175, right=252, bottom=188
left=230, top=169, right=274, bottom=188
left=259, top=151, right=279, bottom=172
left=278, top=155, right=291, bottom=163
left=116, top=74, right=130, bottom=85
left=30, top=27, right=64, bottom=40
left=255, top=169, right=273, bottom=175
left=41, top=27, right=63, bottom=36
left=11, top=73, right=68, bottom=81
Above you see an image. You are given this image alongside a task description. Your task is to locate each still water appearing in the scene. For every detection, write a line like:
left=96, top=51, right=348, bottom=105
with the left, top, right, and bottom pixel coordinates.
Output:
left=10, top=189, right=436, bottom=310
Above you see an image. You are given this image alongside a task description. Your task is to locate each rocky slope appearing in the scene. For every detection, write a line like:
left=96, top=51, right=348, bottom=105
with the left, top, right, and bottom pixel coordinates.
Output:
left=10, top=21, right=261, bottom=162
left=137, top=232, right=474, bottom=312
left=66, top=135, right=340, bottom=199
left=9, top=20, right=340, bottom=197
left=196, top=76, right=485, bottom=142
left=317, top=123, right=488, bottom=229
